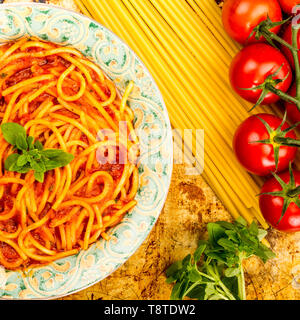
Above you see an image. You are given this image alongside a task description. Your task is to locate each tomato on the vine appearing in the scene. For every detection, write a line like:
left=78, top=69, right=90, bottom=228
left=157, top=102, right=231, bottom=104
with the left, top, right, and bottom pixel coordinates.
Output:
left=278, top=0, right=300, bottom=14
left=229, top=43, right=292, bottom=104
left=222, top=0, right=283, bottom=44
left=259, top=166, right=300, bottom=232
left=233, top=113, right=298, bottom=176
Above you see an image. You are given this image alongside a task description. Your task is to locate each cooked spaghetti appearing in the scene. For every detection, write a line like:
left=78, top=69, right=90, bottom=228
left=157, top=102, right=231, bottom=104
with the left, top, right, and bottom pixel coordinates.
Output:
left=0, top=38, right=139, bottom=270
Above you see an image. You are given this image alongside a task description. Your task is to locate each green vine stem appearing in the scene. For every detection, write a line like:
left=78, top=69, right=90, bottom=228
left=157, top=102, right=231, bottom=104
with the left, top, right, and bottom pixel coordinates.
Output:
left=260, top=28, right=294, bottom=51
left=267, top=84, right=300, bottom=109
left=292, top=25, right=300, bottom=100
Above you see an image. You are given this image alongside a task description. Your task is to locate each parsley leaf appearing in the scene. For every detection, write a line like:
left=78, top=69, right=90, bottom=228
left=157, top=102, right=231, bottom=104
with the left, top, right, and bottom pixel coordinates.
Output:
left=166, top=217, right=275, bottom=300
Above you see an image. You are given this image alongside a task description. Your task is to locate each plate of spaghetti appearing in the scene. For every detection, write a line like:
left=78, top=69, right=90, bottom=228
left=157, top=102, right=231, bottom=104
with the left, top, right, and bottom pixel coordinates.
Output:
left=0, top=3, right=172, bottom=299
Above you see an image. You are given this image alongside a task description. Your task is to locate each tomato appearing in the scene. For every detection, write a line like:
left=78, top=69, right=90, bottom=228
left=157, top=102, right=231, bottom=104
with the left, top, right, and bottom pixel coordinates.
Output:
left=229, top=44, right=292, bottom=104
left=284, top=83, right=300, bottom=129
left=259, top=168, right=300, bottom=232
left=233, top=113, right=298, bottom=176
left=222, top=0, right=283, bottom=44
left=282, top=23, right=300, bottom=69
left=278, top=0, right=300, bottom=14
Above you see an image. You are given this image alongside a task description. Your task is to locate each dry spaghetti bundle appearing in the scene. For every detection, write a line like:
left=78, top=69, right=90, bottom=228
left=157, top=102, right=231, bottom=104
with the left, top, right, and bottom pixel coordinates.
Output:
left=0, top=38, right=139, bottom=269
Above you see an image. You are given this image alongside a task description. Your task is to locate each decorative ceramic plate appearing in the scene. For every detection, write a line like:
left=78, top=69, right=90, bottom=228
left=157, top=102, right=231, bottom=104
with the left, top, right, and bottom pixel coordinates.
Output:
left=0, top=2, right=173, bottom=299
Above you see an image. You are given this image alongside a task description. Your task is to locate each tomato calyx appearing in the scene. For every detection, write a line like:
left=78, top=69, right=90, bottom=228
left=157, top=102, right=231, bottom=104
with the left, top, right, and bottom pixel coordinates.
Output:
left=259, top=163, right=300, bottom=225
left=240, top=65, right=291, bottom=112
left=250, top=16, right=292, bottom=48
left=252, top=112, right=300, bottom=169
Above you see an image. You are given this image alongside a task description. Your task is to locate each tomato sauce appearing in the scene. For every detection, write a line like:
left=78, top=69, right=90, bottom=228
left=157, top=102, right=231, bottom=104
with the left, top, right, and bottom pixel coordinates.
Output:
left=0, top=242, right=19, bottom=261
left=0, top=219, right=17, bottom=233
left=5, top=67, right=33, bottom=87
left=0, top=194, right=14, bottom=212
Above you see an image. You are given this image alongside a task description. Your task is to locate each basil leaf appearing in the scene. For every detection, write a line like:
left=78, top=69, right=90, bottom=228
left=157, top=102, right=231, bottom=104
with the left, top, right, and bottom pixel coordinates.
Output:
left=43, top=160, right=60, bottom=171
left=1, top=123, right=75, bottom=182
left=34, top=171, right=44, bottom=183
left=41, top=149, right=68, bottom=158
left=44, top=152, right=74, bottom=168
left=4, top=153, right=20, bottom=171
left=17, top=154, right=29, bottom=167
left=16, top=134, right=29, bottom=151
left=27, top=136, right=35, bottom=150
left=8, top=161, right=31, bottom=173
left=1, top=123, right=26, bottom=146
left=28, top=149, right=40, bottom=157
left=15, top=165, right=32, bottom=174
left=29, top=159, right=45, bottom=172
left=34, top=140, right=44, bottom=151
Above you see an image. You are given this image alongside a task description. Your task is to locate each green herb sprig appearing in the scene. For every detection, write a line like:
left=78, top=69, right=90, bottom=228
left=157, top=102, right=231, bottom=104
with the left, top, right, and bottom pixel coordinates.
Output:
left=1, top=122, right=74, bottom=183
left=166, top=217, right=275, bottom=301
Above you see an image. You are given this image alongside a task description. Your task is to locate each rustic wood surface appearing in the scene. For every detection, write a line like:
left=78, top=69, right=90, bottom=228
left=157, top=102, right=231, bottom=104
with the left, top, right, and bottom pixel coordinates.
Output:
left=2, top=0, right=300, bottom=300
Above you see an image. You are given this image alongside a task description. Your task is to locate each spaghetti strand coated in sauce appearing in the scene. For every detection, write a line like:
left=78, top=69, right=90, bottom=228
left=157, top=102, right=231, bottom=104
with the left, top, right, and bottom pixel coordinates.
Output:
left=0, top=38, right=139, bottom=270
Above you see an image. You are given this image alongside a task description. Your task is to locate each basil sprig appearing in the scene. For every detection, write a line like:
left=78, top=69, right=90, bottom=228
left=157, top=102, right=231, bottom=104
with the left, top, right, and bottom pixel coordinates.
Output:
left=1, top=122, right=74, bottom=183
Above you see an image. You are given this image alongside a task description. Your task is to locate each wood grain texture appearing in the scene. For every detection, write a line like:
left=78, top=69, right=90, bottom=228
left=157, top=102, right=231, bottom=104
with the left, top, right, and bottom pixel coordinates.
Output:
left=2, top=0, right=300, bottom=300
